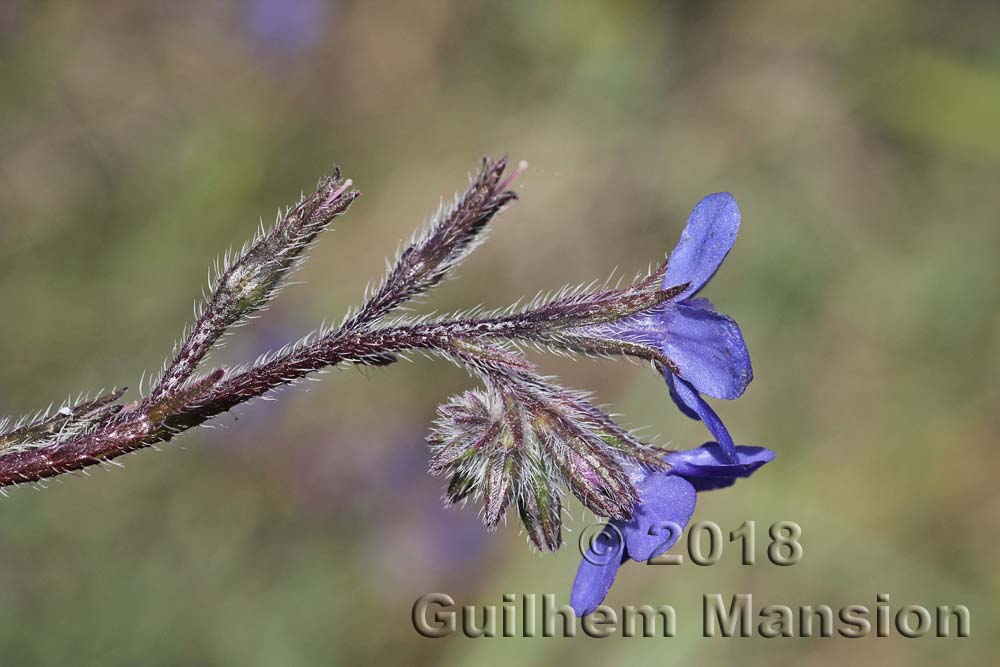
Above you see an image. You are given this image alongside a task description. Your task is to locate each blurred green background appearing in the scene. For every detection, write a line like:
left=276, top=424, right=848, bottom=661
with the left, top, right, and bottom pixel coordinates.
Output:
left=0, top=0, right=997, bottom=664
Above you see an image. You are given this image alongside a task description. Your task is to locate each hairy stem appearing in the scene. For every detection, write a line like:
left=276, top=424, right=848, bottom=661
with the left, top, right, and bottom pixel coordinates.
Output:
left=0, top=154, right=678, bottom=497
left=340, top=157, right=519, bottom=331
left=0, top=290, right=673, bottom=489
left=0, top=319, right=490, bottom=487
left=146, top=173, right=359, bottom=405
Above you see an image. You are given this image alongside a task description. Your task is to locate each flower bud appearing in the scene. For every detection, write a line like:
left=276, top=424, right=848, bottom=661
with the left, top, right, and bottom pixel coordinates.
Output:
left=534, top=413, right=638, bottom=521
left=517, top=458, right=562, bottom=551
left=428, top=377, right=667, bottom=550
left=483, top=451, right=517, bottom=530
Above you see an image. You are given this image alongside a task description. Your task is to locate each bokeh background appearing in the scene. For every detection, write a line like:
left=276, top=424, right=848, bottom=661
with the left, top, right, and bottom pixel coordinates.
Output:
left=0, top=1, right=997, bottom=664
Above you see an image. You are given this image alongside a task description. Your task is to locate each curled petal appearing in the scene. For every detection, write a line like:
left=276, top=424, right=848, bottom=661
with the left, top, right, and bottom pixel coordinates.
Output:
left=570, top=525, right=627, bottom=616
left=619, top=474, right=697, bottom=562
left=665, top=375, right=737, bottom=463
left=667, top=373, right=701, bottom=420
left=662, top=192, right=740, bottom=299
left=665, top=443, right=775, bottom=491
left=665, top=443, right=775, bottom=478
left=659, top=300, right=752, bottom=400
left=679, top=476, right=740, bottom=492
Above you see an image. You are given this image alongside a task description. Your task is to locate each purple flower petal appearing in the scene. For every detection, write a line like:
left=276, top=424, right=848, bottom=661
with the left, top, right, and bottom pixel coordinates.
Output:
left=608, top=298, right=751, bottom=401
left=570, top=525, right=628, bottom=616
left=667, top=373, right=701, bottom=420
left=620, top=474, right=696, bottom=562
left=665, top=443, right=775, bottom=479
left=666, top=375, right=737, bottom=462
left=659, top=300, right=752, bottom=400
left=665, top=443, right=774, bottom=490
left=683, top=476, right=740, bottom=492
left=662, top=192, right=740, bottom=300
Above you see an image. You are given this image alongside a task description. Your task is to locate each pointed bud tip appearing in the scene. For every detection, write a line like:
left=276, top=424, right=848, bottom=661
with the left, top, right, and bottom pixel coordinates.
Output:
left=325, top=179, right=354, bottom=206
left=497, top=160, right=529, bottom=192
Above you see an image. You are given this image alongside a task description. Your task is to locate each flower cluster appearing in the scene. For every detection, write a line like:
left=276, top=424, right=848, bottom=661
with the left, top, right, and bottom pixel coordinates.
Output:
left=1, top=156, right=771, bottom=616
left=428, top=373, right=666, bottom=552
left=566, top=193, right=773, bottom=614
left=420, top=188, right=774, bottom=614
left=571, top=443, right=774, bottom=615
left=586, top=193, right=753, bottom=460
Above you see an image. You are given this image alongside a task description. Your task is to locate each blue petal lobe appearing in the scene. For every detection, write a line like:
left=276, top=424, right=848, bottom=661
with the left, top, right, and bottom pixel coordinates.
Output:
left=659, top=300, right=752, bottom=400
left=665, top=443, right=775, bottom=490
left=666, top=443, right=775, bottom=479
left=666, top=376, right=738, bottom=462
left=666, top=364, right=701, bottom=420
left=570, top=525, right=628, bottom=617
left=685, top=476, right=739, bottom=492
left=621, top=474, right=697, bottom=562
left=662, top=192, right=740, bottom=299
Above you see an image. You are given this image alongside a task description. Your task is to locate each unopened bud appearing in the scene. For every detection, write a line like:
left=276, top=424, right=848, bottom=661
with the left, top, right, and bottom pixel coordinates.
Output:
left=518, top=460, right=562, bottom=551
left=428, top=377, right=663, bottom=549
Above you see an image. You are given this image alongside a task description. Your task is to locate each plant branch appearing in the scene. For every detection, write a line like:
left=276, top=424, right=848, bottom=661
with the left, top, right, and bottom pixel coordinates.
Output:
left=146, top=172, right=359, bottom=405
left=0, top=155, right=681, bottom=499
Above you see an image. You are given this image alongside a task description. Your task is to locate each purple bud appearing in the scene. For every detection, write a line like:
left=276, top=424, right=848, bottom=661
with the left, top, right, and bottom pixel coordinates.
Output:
left=518, top=463, right=562, bottom=552
left=545, top=426, right=637, bottom=521
left=427, top=375, right=662, bottom=542
left=483, top=452, right=517, bottom=530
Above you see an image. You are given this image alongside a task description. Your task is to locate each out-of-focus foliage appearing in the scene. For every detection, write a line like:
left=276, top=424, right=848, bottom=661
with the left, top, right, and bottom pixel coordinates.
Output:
left=0, top=1, right=997, bottom=664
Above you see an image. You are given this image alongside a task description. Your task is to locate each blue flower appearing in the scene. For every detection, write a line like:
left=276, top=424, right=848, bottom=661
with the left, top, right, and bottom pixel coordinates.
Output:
left=604, top=193, right=752, bottom=462
left=569, top=443, right=775, bottom=616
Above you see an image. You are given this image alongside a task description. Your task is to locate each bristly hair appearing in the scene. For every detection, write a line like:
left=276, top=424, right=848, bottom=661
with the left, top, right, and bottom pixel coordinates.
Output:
left=340, top=157, right=523, bottom=330
left=0, top=154, right=682, bottom=558
left=146, top=172, right=359, bottom=405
